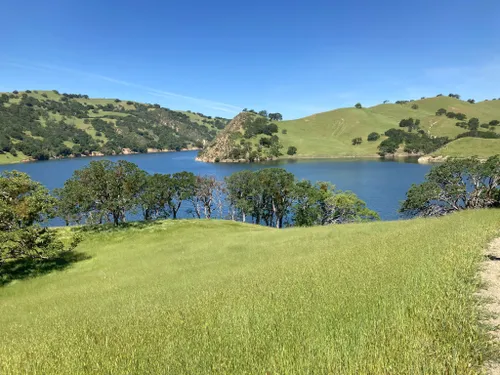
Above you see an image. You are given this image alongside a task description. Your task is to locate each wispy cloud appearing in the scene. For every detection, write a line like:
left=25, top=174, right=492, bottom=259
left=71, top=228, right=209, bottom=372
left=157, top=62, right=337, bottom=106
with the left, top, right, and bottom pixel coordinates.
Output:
left=4, top=61, right=241, bottom=114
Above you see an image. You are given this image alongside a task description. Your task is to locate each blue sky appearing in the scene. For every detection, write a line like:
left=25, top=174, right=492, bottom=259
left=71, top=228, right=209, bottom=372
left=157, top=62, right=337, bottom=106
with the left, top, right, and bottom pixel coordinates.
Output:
left=1, top=0, right=499, bottom=119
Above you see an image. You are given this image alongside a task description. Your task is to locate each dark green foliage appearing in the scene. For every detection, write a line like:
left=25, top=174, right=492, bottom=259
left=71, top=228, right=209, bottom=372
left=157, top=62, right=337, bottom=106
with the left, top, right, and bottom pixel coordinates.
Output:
left=244, top=117, right=279, bottom=138
left=378, top=128, right=449, bottom=156
left=435, top=108, right=447, bottom=116
left=268, top=113, right=283, bottom=121
left=282, top=129, right=287, bottom=134
left=401, top=156, right=500, bottom=217
left=467, top=99, right=475, bottom=104
left=0, top=91, right=227, bottom=161
left=56, top=160, right=147, bottom=225
left=0, top=171, right=79, bottom=264
left=411, top=104, right=419, bottom=110
left=448, top=93, right=460, bottom=99
left=489, top=120, right=500, bottom=126
left=287, top=146, right=297, bottom=155
left=367, top=132, right=380, bottom=141
left=352, top=137, right=362, bottom=145
left=399, top=118, right=420, bottom=132
left=354, top=103, right=362, bottom=109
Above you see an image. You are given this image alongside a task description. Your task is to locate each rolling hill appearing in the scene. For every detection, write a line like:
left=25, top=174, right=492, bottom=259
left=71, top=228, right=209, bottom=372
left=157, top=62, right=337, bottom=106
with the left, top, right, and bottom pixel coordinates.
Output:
left=0, top=90, right=230, bottom=164
left=199, top=96, right=500, bottom=162
left=1, top=210, right=499, bottom=373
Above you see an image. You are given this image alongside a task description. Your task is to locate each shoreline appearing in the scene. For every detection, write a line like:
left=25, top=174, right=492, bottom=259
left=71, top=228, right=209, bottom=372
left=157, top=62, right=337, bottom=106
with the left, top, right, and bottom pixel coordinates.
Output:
left=0, top=148, right=201, bottom=166
left=195, top=153, right=423, bottom=164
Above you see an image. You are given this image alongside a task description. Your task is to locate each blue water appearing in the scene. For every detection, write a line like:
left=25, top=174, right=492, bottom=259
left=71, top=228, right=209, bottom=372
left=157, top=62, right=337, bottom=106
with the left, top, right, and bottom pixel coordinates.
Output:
left=0, top=151, right=432, bottom=221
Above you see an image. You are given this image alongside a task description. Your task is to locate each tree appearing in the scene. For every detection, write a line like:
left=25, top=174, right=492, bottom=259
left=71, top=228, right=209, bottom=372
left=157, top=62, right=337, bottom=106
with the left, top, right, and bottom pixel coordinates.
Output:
left=435, top=108, right=447, bottom=116
left=225, top=170, right=256, bottom=222
left=58, top=160, right=146, bottom=225
left=268, top=113, right=283, bottom=121
left=354, top=103, right=362, bottom=109
left=411, top=104, right=419, bottom=110
left=467, top=99, right=475, bottom=104
left=322, top=190, right=379, bottom=224
left=400, top=156, right=500, bottom=217
left=0, top=171, right=77, bottom=264
left=287, top=146, right=297, bottom=155
left=489, top=120, right=500, bottom=126
left=367, top=132, right=380, bottom=141
left=383, top=100, right=390, bottom=104
left=258, top=110, right=268, bottom=117
left=448, top=93, right=460, bottom=99
left=468, top=117, right=480, bottom=131
left=258, top=169, right=295, bottom=228
left=352, top=137, right=362, bottom=145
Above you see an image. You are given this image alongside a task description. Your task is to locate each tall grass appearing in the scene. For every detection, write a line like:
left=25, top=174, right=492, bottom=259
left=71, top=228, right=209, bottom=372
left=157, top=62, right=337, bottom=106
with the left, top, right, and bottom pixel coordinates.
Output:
left=1, top=210, right=499, bottom=374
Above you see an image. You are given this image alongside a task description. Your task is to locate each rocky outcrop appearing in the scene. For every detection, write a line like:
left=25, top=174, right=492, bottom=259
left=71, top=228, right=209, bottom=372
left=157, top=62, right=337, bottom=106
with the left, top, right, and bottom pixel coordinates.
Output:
left=197, top=112, right=252, bottom=162
left=418, top=155, right=448, bottom=164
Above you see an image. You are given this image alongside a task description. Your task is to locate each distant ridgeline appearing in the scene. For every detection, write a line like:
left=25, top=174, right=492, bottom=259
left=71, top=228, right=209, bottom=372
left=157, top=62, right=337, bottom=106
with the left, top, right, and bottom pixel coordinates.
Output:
left=0, top=90, right=230, bottom=162
left=199, top=94, right=500, bottom=163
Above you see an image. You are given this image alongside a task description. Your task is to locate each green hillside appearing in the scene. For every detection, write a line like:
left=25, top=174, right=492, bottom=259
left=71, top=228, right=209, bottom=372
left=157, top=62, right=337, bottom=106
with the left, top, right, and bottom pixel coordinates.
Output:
left=431, top=137, right=500, bottom=158
left=200, top=96, right=500, bottom=162
left=0, top=90, right=229, bottom=163
left=1, top=211, right=498, bottom=374
left=278, top=97, right=500, bottom=158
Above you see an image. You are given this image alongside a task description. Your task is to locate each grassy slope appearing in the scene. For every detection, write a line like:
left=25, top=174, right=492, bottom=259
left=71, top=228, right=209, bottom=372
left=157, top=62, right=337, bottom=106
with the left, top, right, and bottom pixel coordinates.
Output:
left=0, top=90, right=223, bottom=162
left=277, top=97, right=500, bottom=158
left=431, top=138, right=500, bottom=158
left=1, top=210, right=500, bottom=374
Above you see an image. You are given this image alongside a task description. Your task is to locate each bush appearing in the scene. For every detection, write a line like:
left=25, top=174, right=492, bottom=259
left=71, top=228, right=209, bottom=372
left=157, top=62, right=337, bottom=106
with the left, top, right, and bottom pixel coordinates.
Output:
left=352, top=137, right=362, bottom=145
left=435, top=108, right=447, bottom=116
left=354, top=103, right=362, bottom=109
left=367, top=132, right=380, bottom=141
left=287, top=146, right=297, bottom=155
left=411, top=104, right=419, bottom=110
left=282, top=129, right=287, bottom=135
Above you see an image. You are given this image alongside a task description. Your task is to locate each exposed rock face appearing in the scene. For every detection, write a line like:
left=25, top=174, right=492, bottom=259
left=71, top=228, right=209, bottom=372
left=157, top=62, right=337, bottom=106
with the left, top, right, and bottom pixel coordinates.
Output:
left=197, top=112, right=252, bottom=162
left=418, top=155, right=448, bottom=163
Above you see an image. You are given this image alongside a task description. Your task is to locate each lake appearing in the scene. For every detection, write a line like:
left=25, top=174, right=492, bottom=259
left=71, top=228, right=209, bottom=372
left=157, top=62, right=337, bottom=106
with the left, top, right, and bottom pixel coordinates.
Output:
left=0, top=151, right=432, bottom=221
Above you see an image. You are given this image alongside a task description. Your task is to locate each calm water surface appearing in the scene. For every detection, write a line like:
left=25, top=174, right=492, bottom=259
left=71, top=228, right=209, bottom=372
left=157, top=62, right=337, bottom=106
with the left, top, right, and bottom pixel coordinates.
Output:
left=0, top=151, right=432, bottom=221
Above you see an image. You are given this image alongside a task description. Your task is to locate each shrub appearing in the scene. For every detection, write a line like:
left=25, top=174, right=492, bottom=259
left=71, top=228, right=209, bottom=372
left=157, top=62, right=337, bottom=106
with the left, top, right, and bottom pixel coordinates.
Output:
left=287, top=146, right=297, bottom=155
left=352, top=137, right=362, bottom=145
left=367, top=132, right=380, bottom=141
left=354, top=103, right=362, bottom=109
left=411, top=104, right=419, bottom=110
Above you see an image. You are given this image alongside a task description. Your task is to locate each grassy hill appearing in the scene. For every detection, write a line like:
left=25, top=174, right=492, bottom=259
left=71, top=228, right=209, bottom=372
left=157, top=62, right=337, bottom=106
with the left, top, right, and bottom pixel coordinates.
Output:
left=0, top=90, right=229, bottom=163
left=1, top=210, right=499, bottom=373
left=200, top=96, right=500, bottom=161
left=431, top=138, right=500, bottom=158
left=278, top=97, right=500, bottom=158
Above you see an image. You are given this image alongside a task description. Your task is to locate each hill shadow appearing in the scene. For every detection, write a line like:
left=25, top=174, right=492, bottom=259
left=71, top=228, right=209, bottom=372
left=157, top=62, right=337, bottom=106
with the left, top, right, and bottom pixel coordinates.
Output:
left=0, top=251, right=91, bottom=287
left=71, top=220, right=164, bottom=234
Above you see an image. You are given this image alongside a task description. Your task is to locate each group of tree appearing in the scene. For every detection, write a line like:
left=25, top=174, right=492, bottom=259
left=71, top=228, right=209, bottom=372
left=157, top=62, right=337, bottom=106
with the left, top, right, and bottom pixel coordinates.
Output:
left=399, top=117, right=421, bottom=132
left=401, top=156, right=500, bottom=217
left=377, top=128, right=449, bottom=156
left=52, top=160, right=379, bottom=229
left=220, top=115, right=295, bottom=161
left=0, top=171, right=80, bottom=265
left=242, top=109, right=283, bottom=121
left=0, top=91, right=229, bottom=161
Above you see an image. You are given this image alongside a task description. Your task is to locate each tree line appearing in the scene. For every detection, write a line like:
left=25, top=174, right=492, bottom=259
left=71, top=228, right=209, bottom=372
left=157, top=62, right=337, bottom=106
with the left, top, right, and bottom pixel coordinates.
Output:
left=0, top=91, right=228, bottom=161
left=2, top=156, right=499, bottom=266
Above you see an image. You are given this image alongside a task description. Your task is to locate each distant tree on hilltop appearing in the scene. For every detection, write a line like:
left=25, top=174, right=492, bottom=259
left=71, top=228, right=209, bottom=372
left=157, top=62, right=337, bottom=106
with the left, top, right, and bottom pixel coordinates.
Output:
left=268, top=113, right=283, bottom=121
left=354, top=103, right=362, bottom=109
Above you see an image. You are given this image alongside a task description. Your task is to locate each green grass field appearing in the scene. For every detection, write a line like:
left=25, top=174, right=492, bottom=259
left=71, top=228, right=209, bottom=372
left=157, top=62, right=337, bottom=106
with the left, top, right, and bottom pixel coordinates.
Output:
left=276, top=97, right=500, bottom=158
left=1, top=210, right=499, bottom=374
left=431, top=138, right=500, bottom=158
left=0, top=151, right=28, bottom=164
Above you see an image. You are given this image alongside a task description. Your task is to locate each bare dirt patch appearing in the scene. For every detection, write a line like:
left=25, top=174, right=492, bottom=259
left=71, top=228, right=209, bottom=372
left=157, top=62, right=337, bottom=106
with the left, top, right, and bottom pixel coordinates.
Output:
left=481, top=237, right=500, bottom=374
